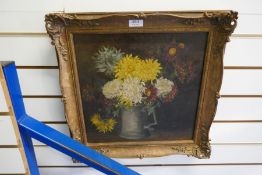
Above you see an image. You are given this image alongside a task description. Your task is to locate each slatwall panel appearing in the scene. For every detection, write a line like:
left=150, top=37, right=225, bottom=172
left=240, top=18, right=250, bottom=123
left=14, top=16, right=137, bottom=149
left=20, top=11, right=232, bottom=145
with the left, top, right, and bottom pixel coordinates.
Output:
left=1, top=0, right=262, bottom=174
left=0, top=36, right=57, bottom=66
left=0, top=116, right=17, bottom=145
left=39, top=166, right=262, bottom=175
left=62, top=0, right=262, bottom=14
left=28, top=121, right=262, bottom=146
left=0, top=14, right=262, bottom=34
left=0, top=148, right=25, bottom=174
left=1, top=68, right=262, bottom=96
left=34, top=144, right=262, bottom=166
left=224, top=37, right=262, bottom=66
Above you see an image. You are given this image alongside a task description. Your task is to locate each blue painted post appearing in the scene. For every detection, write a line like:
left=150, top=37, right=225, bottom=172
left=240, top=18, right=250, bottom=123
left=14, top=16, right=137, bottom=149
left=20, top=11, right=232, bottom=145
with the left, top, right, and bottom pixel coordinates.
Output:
left=1, top=61, right=140, bottom=175
left=2, top=62, right=39, bottom=175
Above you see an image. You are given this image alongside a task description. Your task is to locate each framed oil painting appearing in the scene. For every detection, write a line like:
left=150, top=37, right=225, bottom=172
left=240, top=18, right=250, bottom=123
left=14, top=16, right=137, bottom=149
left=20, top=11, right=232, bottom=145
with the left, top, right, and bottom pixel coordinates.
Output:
left=45, top=11, right=237, bottom=158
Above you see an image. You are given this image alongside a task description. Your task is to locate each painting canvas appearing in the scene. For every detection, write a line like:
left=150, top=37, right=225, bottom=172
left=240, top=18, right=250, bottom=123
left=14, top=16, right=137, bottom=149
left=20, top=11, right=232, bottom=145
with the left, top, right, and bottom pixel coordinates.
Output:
left=73, top=32, right=207, bottom=143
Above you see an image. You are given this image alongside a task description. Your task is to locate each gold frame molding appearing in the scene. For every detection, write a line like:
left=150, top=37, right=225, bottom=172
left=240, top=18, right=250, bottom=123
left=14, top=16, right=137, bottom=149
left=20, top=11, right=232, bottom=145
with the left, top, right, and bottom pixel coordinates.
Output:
left=45, top=11, right=237, bottom=158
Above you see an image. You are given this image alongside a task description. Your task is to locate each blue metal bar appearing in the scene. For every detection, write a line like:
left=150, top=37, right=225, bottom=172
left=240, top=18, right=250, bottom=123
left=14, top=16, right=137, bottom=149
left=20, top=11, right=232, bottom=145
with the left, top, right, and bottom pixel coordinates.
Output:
left=2, top=62, right=39, bottom=175
left=1, top=62, right=140, bottom=175
left=20, top=116, right=138, bottom=175
left=19, top=126, right=40, bottom=175
left=2, top=62, right=26, bottom=121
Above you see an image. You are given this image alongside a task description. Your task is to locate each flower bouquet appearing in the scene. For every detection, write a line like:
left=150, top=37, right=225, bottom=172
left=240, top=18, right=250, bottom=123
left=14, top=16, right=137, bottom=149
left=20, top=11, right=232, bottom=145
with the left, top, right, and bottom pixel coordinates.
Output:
left=90, top=46, right=177, bottom=139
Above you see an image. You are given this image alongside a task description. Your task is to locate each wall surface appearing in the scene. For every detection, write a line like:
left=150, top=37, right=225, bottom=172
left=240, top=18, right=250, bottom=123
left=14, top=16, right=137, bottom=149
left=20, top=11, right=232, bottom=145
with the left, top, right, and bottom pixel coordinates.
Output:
left=0, top=0, right=262, bottom=174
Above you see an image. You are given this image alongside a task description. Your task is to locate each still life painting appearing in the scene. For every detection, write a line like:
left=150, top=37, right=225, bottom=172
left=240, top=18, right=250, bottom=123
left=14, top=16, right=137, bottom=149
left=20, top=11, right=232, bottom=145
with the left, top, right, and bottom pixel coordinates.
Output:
left=46, top=11, right=237, bottom=158
left=74, top=32, right=207, bottom=143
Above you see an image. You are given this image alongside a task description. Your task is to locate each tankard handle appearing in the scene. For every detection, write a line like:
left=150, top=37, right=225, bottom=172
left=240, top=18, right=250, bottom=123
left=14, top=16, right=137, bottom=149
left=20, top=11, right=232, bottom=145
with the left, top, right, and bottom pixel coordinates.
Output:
left=144, top=110, right=158, bottom=130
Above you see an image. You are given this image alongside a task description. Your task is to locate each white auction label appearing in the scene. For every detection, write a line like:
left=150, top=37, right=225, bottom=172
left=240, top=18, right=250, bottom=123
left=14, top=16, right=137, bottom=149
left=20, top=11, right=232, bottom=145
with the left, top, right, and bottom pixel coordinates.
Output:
left=129, top=19, right=143, bottom=27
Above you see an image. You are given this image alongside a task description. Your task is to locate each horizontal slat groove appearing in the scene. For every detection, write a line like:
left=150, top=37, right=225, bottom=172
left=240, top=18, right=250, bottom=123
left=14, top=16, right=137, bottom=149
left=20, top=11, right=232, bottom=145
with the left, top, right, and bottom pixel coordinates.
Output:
left=33, top=145, right=47, bottom=147
left=220, top=95, right=262, bottom=98
left=129, top=163, right=262, bottom=167
left=0, top=32, right=48, bottom=36
left=38, top=163, right=262, bottom=168
left=213, top=120, right=262, bottom=123
left=0, top=145, right=18, bottom=148
left=17, top=66, right=58, bottom=69
left=211, top=143, right=262, bottom=145
left=22, top=95, right=62, bottom=98
left=0, top=174, right=25, bottom=175
left=0, top=33, right=262, bottom=38
left=231, top=34, right=262, bottom=38
left=224, top=66, right=262, bottom=69
left=0, top=112, right=10, bottom=116
left=43, top=121, right=67, bottom=124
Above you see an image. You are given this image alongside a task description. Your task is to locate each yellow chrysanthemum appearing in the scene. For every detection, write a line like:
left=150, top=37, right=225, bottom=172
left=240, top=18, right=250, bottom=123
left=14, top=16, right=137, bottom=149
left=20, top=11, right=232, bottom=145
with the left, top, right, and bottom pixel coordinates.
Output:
left=106, top=118, right=117, bottom=131
left=90, top=113, right=101, bottom=125
left=138, top=59, right=162, bottom=82
left=114, top=54, right=142, bottom=80
left=114, top=55, right=162, bottom=82
left=90, top=113, right=117, bottom=133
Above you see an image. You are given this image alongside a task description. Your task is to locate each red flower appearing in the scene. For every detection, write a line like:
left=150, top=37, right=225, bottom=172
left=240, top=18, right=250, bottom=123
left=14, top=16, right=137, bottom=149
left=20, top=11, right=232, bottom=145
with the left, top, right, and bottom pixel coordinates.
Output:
left=175, top=59, right=195, bottom=84
left=145, top=86, right=158, bottom=103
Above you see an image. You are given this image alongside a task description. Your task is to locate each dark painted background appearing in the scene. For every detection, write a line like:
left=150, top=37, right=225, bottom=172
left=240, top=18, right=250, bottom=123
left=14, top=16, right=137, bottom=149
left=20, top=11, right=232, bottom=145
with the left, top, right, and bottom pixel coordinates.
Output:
left=73, top=32, right=208, bottom=143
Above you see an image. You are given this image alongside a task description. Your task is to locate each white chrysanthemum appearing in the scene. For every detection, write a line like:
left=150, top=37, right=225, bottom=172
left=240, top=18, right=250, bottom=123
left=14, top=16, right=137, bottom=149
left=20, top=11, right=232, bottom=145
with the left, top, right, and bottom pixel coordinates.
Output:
left=102, top=79, right=122, bottom=99
left=155, top=77, right=174, bottom=97
left=120, top=77, right=145, bottom=105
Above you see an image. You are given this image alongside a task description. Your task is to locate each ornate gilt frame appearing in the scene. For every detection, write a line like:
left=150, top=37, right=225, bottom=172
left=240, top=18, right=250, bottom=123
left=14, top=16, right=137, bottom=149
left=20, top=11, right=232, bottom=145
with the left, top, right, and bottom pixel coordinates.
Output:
left=45, top=11, right=237, bottom=159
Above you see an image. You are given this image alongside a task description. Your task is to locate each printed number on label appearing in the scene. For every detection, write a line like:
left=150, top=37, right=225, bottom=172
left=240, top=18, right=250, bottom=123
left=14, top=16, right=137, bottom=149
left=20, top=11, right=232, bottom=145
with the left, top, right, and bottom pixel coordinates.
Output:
left=129, top=19, right=143, bottom=27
